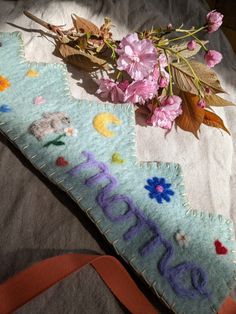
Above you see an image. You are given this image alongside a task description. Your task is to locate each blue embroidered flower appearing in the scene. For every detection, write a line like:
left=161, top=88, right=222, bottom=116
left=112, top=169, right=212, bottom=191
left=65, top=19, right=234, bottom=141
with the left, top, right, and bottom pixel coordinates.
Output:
left=145, top=177, right=174, bottom=203
left=0, top=104, right=11, bottom=112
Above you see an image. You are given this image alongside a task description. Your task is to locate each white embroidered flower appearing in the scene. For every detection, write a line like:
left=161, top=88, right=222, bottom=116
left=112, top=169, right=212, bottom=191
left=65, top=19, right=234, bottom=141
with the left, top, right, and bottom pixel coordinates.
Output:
left=64, top=127, right=78, bottom=137
left=175, top=230, right=189, bottom=248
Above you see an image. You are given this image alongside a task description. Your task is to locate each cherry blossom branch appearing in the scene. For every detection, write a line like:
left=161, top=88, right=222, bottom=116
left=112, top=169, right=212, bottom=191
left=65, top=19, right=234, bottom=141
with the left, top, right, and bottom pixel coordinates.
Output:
left=164, top=50, right=173, bottom=95
left=168, top=26, right=206, bottom=43
left=189, top=33, right=208, bottom=51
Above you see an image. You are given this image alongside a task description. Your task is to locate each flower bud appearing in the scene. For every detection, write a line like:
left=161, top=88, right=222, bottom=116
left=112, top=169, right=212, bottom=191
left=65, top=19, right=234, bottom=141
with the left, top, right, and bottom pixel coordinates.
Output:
left=187, top=40, right=196, bottom=51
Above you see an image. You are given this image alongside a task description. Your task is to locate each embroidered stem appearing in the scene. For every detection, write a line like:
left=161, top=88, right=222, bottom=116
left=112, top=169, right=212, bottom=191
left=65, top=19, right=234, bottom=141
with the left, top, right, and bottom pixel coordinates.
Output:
left=43, top=134, right=66, bottom=147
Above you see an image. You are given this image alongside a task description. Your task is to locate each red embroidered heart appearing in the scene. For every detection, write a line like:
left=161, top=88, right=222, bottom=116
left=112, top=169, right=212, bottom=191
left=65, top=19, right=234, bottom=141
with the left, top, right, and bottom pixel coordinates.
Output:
left=214, top=240, right=228, bottom=255
left=56, top=156, right=69, bottom=167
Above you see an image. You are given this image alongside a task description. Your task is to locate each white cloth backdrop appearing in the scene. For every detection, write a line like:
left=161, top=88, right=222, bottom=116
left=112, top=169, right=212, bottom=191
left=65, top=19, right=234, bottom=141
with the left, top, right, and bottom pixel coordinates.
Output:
left=0, top=0, right=236, bottom=299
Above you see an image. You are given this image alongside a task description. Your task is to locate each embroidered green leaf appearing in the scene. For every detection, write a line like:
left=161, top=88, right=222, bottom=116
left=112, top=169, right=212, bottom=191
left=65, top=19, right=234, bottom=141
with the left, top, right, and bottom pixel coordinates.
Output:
left=204, top=94, right=235, bottom=107
left=53, top=141, right=65, bottom=146
left=43, top=142, right=52, bottom=148
left=171, top=61, right=225, bottom=95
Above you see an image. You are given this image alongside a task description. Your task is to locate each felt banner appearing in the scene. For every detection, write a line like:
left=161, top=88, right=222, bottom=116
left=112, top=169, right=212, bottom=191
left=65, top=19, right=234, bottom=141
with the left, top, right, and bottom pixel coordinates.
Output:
left=0, top=32, right=236, bottom=314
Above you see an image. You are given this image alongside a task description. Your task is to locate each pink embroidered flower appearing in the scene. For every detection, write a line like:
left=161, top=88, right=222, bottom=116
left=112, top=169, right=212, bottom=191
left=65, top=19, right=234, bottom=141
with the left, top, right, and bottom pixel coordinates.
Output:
left=124, top=78, right=158, bottom=105
left=198, top=99, right=206, bottom=108
left=149, top=95, right=182, bottom=129
left=204, top=50, right=222, bottom=68
left=34, top=96, right=46, bottom=105
left=116, top=33, right=157, bottom=80
left=96, top=79, right=125, bottom=103
left=206, top=10, right=224, bottom=33
left=187, top=40, right=197, bottom=51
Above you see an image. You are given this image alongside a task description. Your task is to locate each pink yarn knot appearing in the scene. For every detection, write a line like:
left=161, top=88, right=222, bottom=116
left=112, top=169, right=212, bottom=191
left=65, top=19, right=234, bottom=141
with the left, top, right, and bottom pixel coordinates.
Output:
left=155, top=185, right=164, bottom=193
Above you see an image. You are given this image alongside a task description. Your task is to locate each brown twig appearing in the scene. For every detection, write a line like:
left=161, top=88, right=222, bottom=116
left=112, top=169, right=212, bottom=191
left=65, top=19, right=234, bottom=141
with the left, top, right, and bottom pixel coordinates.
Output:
left=23, top=11, right=65, bottom=36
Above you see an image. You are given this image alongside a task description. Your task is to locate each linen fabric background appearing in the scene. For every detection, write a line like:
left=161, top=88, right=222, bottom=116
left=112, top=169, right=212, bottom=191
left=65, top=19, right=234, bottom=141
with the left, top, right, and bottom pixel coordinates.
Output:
left=0, top=0, right=235, bottom=313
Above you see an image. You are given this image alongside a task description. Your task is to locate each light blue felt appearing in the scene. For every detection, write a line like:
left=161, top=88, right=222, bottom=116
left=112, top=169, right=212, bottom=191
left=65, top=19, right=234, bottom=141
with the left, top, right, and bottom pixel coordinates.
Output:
left=0, top=32, right=236, bottom=314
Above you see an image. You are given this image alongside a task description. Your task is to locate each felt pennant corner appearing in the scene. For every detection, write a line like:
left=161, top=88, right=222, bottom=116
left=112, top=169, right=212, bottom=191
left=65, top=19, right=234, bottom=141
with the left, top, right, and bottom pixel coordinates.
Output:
left=0, top=31, right=236, bottom=314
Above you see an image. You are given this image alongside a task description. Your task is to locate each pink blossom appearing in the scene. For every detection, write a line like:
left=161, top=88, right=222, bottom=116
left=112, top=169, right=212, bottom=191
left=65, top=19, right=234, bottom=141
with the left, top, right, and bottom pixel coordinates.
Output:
left=149, top=95, right=182, bottom=129
left=152, top=65, right=160, bottom=81
left=117, top=80, right=129, bottom=92
left=124, top=78, right=158, bottom=105
left=152, top=63, right=169, bottom=88
left=116, top=33, right=157, bottom=80
left=96, top=79, right=125, bottom=103
left=157, top=53, right=168, bottom=68
left=187, top=40, right=197, bottom=51
left=198, top=99, right=206, bottom=108
left=206, top=10, right=223, bottom=33
left=204, top=50, right=222, bottom=68
left=158, top=74, right=169, bottom=88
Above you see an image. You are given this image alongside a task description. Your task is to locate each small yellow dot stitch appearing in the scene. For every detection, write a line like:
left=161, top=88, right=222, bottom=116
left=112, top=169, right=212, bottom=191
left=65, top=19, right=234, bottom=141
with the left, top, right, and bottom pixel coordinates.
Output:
left=26, top=69, right=39, bottom=77
left=111, top=152, right=124, bottom=164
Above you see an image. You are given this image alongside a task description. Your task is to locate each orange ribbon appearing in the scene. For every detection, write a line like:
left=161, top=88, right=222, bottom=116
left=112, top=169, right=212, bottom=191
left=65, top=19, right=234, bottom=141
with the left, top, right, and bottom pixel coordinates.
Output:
left=0, top=253, right=235, bottom=314
left=0, top=254, right=157, bottom=314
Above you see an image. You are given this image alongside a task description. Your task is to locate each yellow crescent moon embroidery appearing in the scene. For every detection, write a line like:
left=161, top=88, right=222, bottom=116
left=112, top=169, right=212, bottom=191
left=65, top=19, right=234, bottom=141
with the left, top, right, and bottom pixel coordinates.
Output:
left=93, top=112, right=122, bottom=137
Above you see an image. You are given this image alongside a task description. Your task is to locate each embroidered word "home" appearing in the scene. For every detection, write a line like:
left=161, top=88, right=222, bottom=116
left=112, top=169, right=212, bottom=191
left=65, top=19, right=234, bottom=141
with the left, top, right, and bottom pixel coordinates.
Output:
left=68, top=151, right=211, bottom=299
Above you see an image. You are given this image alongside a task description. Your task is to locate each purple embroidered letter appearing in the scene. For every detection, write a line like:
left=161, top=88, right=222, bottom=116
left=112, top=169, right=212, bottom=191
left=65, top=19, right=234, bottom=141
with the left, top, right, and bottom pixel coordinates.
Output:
left=68, top=151, right=211, bottom=299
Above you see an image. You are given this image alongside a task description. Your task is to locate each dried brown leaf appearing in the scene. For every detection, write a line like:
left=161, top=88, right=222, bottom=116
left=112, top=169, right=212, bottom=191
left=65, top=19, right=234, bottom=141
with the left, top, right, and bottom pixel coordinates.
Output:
left=171, top=61, right=225, bottom=95
left=58, top=43, right=108, bottom=71
left=71, top=14, right=100, bottom=36
left=203, top=110, right=230, bottom=134
left=175, top=91, right=204, bottom=137
left=204, top=94, right=235, bottom=107
left=100, top=17, right=113, bottom=40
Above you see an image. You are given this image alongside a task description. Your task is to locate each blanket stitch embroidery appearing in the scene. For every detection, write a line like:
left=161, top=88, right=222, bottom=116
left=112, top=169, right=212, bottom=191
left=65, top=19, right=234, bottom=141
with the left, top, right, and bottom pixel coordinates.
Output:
left=68, top=151, right=210, bottom=299
left=1, top=32, right=236, bottom=314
